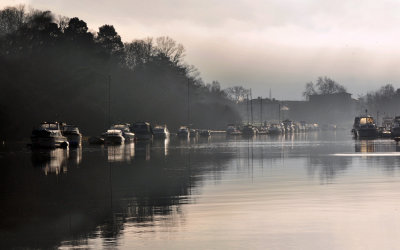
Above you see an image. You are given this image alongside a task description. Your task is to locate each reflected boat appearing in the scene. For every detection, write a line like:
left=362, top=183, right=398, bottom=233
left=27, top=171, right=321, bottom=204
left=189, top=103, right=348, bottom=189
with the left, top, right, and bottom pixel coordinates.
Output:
left=107, top=144, right=135, bottom=162
left=31, top=148, right=69, bottom=175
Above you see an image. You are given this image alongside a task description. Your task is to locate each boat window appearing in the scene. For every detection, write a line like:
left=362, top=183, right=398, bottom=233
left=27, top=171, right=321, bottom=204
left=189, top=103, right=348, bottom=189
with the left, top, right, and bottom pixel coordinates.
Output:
left=360, top=117, right=374, bottom=124
left=40, top=123, right=58, bottom=130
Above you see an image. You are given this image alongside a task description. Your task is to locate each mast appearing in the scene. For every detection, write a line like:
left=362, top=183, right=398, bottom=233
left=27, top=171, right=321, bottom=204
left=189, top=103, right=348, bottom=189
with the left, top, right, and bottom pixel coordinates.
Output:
left=187, top=79, right=190, bottom=125
left=246, top=94, right=249, bottom=124
left=250, top=89, right=253, bottom=124
left=108, top=75, right=111, bottom=128
left=260, top=97, right=263, bottom=125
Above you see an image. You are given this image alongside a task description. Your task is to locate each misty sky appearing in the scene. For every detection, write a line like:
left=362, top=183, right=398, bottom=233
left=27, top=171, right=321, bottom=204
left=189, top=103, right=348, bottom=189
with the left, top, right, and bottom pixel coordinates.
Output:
left=2, top=0, right=400, bottom=100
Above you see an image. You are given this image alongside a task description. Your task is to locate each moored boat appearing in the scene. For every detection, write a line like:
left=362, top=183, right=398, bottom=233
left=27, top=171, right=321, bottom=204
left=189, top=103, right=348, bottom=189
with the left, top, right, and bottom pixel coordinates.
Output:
left=131, top=122, right=153, bottom=140
left=268, top=123, right=283, bottom=135
left=31, top=122, right=69, bottom=148
left=226, top=124, right=241, bottom=136
left=153, top=125, right=170, bottom=139
left=111, top=124, right=135, bottom=142
left=391, top=116, right=400, bottom=138
left=62, top=125, right=82, bottom=147
left=177, top=126, right=190, bottom=138
left=190, top=129, right=198, bottom=138
left=242, top=124, right=257, bottom=136
left=352, top=115, right=378, bottom=138
left=199, top=129, right=211, bottom=137
left=104, top=129, right=125, bottom=144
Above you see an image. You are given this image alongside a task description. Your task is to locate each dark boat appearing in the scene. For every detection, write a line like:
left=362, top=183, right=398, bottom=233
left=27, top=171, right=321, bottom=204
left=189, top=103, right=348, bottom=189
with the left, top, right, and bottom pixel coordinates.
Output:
left=242, top=124, right=257, bottom=136
left=131, top=122, right=153, bottom=140
left=226, top=124, right=241, bottom=136
left=62, top=125, right=82, bottom=147
left=199, top=129, right=211, bottom=137
left=391, top=116, right=400, bottom=138
left=352, top=116, right=378, bottom=138
left=177, top=126, right=190, bottom=138
left=153, top=125, right=170, bottom=139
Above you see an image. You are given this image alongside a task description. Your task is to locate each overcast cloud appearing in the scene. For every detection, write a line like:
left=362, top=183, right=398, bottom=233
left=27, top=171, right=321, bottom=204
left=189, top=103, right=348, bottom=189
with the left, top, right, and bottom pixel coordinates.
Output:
left=2, top=0, right=400, bottom=99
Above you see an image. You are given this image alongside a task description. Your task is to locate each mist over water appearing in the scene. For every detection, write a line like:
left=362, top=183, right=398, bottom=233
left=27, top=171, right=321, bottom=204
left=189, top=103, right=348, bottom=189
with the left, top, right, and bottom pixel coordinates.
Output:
left=2, top=132, right=400, bottom=249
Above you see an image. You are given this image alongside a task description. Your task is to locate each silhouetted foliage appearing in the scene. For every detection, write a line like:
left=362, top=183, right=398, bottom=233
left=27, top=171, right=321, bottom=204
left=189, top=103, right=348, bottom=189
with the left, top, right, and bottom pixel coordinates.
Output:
left=0, top=6, right=240, bottom=140
left=224, top=86, right=250, bottom=103
left=303, top=76, right=347, bottom=98
left=360, top=84, right=400, bottom=117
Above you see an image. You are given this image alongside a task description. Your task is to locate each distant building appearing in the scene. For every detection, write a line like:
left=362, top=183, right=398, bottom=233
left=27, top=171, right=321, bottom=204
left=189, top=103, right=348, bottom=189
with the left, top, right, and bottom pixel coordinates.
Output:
left=236, top=92, right=357, bottom=127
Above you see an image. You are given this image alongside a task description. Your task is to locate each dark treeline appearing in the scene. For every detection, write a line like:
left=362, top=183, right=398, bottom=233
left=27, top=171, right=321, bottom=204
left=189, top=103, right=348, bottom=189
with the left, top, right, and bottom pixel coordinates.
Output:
left=360, top=84, right=400, bottom=117
left=0, top=6, right=240, bottom=140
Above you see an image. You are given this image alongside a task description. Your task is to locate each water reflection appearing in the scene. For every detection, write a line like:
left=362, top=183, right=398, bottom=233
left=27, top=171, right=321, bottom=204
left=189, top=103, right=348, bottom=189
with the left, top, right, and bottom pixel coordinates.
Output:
left=135, top=141, right=151, bottom=160
left=107, top=144, right=135, bottom=162
left=3, top=133, right=400, bottom=249
left=31, top=148, right=69, bottom=175
left=152, top=138, right=169, bottom=156
left=355, top=140, right=375, bottom=153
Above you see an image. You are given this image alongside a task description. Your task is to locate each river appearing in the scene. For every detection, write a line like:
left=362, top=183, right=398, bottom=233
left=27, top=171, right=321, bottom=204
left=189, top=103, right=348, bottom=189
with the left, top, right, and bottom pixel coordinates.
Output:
left=1, top=132, right=400, bottom=249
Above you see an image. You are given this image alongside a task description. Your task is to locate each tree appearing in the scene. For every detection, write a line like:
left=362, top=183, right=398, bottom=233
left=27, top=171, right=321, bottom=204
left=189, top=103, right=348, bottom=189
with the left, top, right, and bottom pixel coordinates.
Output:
left=124, top=38, right=153, bottom=69
left=303, top=76, right=346, bottom=98
left=316, top=76, right=346, bottom=94
left=95, top=24, right=124, bottom=58
left=64, top=17, right=93, bottom=45
left=154, top=36, right=185, bottom=65
left=224, top=86, right=250, bottom=103
left=302, top=81, right=316, bottom=98
left=0, top=5, right=25, bottom=36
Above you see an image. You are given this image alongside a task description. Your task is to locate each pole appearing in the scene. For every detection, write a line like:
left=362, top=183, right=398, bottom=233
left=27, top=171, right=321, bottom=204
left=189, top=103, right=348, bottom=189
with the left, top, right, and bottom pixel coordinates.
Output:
left=108, top=75, right=111, bottom=128
left=278, top=103, right=281, bottom=122
left=250, top=89, right=253, bottom=124
left=187, top=79, right=190, bottom=125
left=247, top=94, right=249, bottom=124
left=260, top=97, right=263, bottom=125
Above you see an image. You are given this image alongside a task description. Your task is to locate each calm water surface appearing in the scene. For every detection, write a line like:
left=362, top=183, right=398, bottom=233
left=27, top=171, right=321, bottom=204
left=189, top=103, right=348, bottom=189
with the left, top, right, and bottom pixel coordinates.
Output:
left=2, top=132, right=400, bottom=249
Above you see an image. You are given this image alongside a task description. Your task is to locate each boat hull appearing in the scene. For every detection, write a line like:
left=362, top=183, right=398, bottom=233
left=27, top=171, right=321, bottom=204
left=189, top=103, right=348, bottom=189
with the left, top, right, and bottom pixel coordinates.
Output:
left=65, top=134, right=82, bottom=147
left=31, top=136, right=69, bottom=148
left=135, top=133, right=153, bottom=140
left=391, top=127, right=400, bottom=137
left=356, top=128, right=378, bottom=138
left=104, top=135, right=125, bottom=144
left=154, top=133, right=169, bottom=139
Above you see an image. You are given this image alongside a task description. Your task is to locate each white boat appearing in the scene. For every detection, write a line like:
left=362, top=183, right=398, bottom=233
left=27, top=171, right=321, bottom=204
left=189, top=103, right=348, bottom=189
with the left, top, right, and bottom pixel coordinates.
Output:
left=153, top=125, right=170, bottom=139
left=62, top=125, right=82, bottom=147
left=104, top=129, right=125, bottom=144
left=110, top=124, right=135, bottom=142
left=31, top=122, right=69, bottom=148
